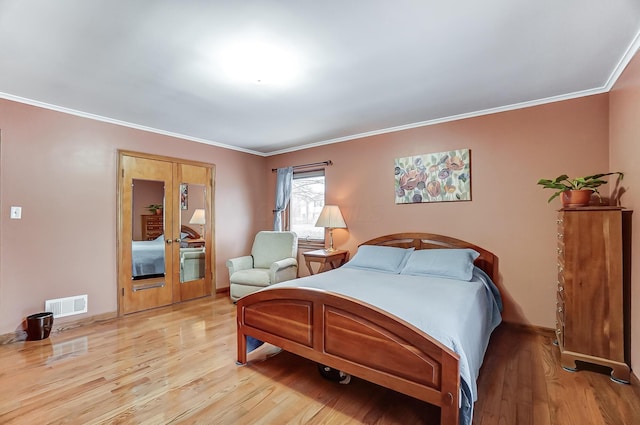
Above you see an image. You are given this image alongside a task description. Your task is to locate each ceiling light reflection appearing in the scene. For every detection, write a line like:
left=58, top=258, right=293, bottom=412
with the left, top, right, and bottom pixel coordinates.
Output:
left=218, top=36, right=302, bottom=87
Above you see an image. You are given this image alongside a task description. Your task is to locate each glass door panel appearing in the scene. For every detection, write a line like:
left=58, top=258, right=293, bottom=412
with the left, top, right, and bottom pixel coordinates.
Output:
left=180, top=183, right=206, bottom=283
left=174, top=163, right=212, bottom=301
left=132, top=179, right=165, bottom=280
left=119, top=155, right=175, bottom=314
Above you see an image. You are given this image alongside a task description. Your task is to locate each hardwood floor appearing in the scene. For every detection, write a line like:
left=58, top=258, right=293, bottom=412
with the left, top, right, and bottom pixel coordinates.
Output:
left=1, top=295, right=638, bottom=424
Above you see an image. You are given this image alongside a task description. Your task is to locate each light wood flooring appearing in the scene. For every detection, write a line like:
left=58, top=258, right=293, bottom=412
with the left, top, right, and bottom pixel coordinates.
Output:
left=1, top=294, right=639, bottom=424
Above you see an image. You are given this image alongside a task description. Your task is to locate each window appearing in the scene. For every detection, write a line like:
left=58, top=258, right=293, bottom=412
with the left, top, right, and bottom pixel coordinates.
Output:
left=289, top=170, right=325, bottom=242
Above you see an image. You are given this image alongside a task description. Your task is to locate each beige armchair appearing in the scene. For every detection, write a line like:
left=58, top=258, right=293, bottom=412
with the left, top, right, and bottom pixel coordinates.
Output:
left=180, top=248, right=205, bottom=282
left=227, top=231, right=298, bottom=302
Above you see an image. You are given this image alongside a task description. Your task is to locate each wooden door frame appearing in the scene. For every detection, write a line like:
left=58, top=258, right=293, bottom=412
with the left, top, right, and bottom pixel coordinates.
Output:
left=117, top=150, right=216, bottom=316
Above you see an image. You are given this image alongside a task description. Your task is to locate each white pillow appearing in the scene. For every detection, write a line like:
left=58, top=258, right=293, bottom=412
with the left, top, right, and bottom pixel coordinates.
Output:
left=343, top=245, right=414, bottom=274
left=400, top=248, right=480, bottom=281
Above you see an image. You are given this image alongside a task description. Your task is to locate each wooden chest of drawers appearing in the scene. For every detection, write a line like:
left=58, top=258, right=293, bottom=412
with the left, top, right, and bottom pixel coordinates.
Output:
left=555, top=207, right=631, bottom=383
left=141, top=214, right=163, bottom=240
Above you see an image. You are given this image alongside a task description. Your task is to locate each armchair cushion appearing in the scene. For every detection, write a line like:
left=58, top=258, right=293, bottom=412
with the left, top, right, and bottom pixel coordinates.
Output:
left=252, top=231, right=298, bottom=269
left=230, top=268, right=271, bottom=287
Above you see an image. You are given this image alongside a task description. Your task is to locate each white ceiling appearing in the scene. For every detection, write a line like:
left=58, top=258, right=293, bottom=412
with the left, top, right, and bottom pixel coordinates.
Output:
left=1, top=1, right=640, bottom=156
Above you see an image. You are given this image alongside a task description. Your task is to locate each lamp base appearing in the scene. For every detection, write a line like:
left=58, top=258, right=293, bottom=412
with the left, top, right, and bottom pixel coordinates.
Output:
left=325, top=228, right=338, bottom=252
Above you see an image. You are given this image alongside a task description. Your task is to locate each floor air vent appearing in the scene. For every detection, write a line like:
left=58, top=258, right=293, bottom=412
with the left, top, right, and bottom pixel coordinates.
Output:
left=45, top=295, right=88, bottom=318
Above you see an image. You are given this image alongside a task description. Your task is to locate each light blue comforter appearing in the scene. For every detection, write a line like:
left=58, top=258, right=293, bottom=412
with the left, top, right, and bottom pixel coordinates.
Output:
left=267, top=266, right=502, bottom=425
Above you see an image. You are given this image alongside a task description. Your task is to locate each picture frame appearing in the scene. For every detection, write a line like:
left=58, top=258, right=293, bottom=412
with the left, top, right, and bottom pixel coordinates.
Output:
left=180, top=183, right=188, bottom=210
left=394, top=149, right=471, bottom=204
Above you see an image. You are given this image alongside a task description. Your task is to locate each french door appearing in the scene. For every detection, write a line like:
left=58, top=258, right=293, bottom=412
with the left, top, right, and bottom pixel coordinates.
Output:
left=118, top=151, right=214, bottom=315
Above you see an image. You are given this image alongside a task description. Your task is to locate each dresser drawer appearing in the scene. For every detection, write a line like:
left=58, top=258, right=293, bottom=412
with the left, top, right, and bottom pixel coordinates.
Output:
left=557, top=264, right=565, bottom=283
left=556, top=241, right=565, bottom=262
left=556, top=291, right=564, bottom=323
left=141, top=215, right=165, bottom=240
left=556, top=213, right=564, bottom=229
left=556, top=313, right=564, bottom=348
left=555, top=326, right=564, bottom=348
left=557, top=280, right=565, bottom=301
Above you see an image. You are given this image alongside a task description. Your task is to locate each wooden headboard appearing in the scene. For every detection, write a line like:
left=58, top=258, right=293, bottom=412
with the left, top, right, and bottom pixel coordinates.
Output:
left=360, top=232, right=498, bottom=282
left=181, top=225, right=200, bottom=239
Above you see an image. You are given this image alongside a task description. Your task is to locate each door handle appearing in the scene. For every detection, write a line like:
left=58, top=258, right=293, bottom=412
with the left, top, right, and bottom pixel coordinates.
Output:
left=166, top=239, right=173, bottom=244
left=174, top=238, right=181, bottom=243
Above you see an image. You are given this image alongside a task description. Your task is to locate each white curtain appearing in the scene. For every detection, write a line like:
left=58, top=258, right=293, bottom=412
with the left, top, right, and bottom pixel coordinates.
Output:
left=273, top=167, right=294, bottom=231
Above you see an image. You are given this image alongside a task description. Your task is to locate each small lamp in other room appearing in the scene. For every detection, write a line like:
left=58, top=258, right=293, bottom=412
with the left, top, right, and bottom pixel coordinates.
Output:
left=315, top=205, right=347, bottom=252
left=189, top=208, right=206, bottom=238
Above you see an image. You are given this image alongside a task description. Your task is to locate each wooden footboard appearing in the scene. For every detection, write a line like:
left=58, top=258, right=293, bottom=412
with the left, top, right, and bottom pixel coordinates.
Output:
left=236, top=287, right=460, bottom=425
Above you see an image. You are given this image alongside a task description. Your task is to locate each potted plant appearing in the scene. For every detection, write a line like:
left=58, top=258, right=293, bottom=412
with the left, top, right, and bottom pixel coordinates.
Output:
left=146, top=204, right=163, bottom=215
left=537, top=172, right=623, bottom=207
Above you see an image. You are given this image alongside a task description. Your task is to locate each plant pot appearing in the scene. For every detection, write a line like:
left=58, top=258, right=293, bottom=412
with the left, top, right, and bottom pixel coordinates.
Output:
left=155, top=209, right=163, bottom=215
left=26, top=312, right=54, bottom=341
left=561, top=190, right=593, bottom=207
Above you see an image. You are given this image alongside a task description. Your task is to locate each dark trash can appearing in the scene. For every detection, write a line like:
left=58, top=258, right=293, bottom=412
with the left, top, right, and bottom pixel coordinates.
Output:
left=26, top=312, right=54, bottom=341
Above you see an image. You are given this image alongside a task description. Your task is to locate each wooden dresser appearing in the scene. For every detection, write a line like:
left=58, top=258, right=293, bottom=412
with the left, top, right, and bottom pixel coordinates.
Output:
left=141, top=214, right=163, bottom=240
left=555, top=206, right=631, bottom=383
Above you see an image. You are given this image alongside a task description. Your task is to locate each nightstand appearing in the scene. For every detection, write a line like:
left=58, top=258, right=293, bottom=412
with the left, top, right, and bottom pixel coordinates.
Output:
left=302, top=249, right=349, bottom=275
left=183, top=238, right=205, bottom=248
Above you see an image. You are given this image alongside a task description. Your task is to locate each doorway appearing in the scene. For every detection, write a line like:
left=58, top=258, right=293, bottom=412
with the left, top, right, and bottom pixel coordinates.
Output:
left=117, top=151, right=215, bottom=315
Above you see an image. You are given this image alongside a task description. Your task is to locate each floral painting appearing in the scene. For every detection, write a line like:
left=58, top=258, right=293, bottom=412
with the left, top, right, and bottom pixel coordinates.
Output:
left=395, top=149, right=471, bottom=204
left=180, top=183, right=188, bottom=210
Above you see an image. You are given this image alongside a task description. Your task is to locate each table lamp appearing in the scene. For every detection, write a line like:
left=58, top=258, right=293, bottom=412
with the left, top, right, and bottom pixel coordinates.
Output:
left=315, top=205, right=347, bottom=252
left=189, top=208, right=206, bottom=238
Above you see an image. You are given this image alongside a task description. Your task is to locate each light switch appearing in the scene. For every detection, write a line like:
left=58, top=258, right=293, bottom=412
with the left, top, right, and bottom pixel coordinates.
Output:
left=10, top=206, right=22, bottom=219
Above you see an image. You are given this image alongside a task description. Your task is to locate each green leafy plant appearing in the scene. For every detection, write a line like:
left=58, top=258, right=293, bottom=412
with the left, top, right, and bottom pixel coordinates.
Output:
left=146, top=204, right=163, bottom=214
left=537, top=172, right=624, bottom=203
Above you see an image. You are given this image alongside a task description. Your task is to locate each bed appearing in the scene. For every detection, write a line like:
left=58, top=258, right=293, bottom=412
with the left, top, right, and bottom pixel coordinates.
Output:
left=236, top=233, right=502, bottom=425
left=131, top=225, right=201, bottom=278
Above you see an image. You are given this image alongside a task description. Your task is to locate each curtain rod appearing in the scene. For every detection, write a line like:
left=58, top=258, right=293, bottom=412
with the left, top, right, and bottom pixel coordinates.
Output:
left=271, top=160, right=333, bottom=172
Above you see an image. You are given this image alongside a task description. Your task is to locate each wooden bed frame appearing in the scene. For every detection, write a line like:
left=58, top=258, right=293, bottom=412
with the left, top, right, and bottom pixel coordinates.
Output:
left=180, top=225, right=201, bottom=240
left=236, top=233, right=498, bottom=425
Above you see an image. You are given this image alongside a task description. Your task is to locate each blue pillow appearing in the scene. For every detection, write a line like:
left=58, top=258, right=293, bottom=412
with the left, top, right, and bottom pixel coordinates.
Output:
left=343, top=245, right=414, bottom=274
left=400, top=248, right=480, bottom=281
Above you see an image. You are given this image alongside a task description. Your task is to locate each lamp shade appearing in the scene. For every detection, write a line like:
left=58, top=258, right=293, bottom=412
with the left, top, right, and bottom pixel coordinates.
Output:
left=315, top=205, right=347, bottom=229
left=189, top=208, right=206, bottom=225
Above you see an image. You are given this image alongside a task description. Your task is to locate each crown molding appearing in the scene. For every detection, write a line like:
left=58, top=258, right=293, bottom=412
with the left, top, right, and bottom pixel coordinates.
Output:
left=0, top=92, right=268, bottom=157
left=603, top=29, right=640, bottom=90
left=266, top=86, right=609, bottom=156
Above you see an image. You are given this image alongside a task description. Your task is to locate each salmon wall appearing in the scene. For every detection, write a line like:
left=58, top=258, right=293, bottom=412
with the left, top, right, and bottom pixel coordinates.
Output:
left=0, top=65, right=633, bottom=365
left=609, top=49, right=640, bottom=375
left=0, top=99, right=268, bottom=334
left=266, top=95, right=611, bottom=327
